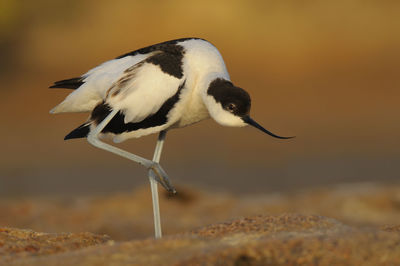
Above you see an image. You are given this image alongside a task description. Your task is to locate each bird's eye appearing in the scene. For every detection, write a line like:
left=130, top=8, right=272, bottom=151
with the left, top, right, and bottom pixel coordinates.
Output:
left=227, top=103, right=237, bottom=112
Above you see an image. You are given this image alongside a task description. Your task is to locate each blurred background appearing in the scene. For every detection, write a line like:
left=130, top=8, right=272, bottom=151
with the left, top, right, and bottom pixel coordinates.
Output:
left=0, top=0, right=399, bottom=197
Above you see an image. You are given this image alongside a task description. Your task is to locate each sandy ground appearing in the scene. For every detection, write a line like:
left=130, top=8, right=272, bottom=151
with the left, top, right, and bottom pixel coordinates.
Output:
left=1, top=182, right=400, bottom=265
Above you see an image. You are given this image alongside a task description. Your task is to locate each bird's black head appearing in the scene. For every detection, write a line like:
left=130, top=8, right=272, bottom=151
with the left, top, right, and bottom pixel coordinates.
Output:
left=206, top=78, right=293, bottom=139
left=207, top=78, right=251, bottom=117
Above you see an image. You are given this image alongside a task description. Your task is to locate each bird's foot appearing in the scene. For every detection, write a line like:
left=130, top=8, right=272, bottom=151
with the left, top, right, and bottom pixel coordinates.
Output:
left=149, top=163, right=176, bottom=194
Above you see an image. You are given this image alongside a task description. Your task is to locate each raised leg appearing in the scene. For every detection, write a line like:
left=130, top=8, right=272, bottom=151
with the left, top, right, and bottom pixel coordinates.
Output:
left=87, top=110, right=176, bottom=193
left=149, top=130, right=167, bottom=239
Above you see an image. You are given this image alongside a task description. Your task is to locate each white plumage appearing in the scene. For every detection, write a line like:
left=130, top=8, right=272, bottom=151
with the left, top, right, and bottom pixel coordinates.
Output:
left=51, top=54, right=149, bottom=113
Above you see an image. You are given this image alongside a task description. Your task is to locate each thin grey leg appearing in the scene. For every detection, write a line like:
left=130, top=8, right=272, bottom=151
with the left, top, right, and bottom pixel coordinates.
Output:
left=87, top=110, right=176, bottom=192
left=149, top=130, right=167, bottom=239
left=88, top=110, right=152, bottom=167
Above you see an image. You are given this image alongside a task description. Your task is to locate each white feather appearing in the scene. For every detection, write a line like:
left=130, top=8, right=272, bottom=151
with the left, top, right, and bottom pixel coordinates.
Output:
left=170, top=39, right=231, bottom=128
left=106, top=62, right=182, bottom=124
left=50, top=53, right=153, bottom=113
left=204, top=95, right=247, bottom=127
left=180, top=39, right=230, bottom=80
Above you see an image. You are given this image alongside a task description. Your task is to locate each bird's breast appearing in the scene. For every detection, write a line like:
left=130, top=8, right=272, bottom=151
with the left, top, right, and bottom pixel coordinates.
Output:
left=175, top=103, right=210, bottom=128
left=169, top=82, right=210, bottom=128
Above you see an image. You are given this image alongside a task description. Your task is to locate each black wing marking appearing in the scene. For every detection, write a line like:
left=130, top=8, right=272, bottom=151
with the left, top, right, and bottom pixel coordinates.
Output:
left=51, top=38, right=204, bottom=90
left=64, top=123, right=90, bottom=140
left=64, top=81, right=186, bottom=140
left=95, top=81, right=186, bottom=134
left=50, top=77, right=84, bottom=90
left=118, top=38, right=204, bottom=79
left=115, top=37, right=204, bottom=59
left=145, top=45, right=185, bottom=78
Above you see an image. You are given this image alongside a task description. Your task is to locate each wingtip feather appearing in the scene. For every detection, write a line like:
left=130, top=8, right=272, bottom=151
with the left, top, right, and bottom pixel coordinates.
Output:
left=64, top=123, right=91, bottom=140
left=49, top=77, right=84, bottom=90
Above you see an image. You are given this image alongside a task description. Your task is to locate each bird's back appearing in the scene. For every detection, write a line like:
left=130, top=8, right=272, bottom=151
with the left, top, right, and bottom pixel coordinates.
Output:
left=50, top=38, right=230, bottom=141
left=50, top=44, right=170, bottom=114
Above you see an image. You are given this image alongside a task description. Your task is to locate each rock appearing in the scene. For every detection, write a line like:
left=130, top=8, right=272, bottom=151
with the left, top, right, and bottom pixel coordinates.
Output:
left=1, top=183, right=400, bottom=240
left=0, top=227, right=111, bottom=265
left=2, top=183, right=400, bottom=265
left=6, top=214, right=400, bottom=266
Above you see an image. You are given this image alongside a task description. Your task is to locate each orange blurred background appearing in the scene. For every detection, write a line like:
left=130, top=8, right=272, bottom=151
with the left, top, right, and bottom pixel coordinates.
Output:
left=0, top=0, right=399, bottom=196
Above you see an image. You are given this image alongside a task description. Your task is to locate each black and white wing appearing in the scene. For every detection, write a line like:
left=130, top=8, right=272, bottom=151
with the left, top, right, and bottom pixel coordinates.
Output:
left=50, top=53, right=152, bottom=114
left=50, top=38, right=196, bottom=114
left=52, top=38, right=195, bottom=141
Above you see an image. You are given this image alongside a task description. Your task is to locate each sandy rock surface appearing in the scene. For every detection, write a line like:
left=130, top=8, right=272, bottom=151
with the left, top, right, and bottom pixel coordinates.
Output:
left=0, top=228, right=111, bottom=264
left=1, top=183, right=400, bottom=240
left=1, top=183, right=400, bottom=265
left=3, top=214, right=400, bottom=266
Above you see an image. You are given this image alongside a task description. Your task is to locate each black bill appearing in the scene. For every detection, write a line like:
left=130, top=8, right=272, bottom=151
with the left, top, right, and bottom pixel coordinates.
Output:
left=242, top=116, right=294, bottom=139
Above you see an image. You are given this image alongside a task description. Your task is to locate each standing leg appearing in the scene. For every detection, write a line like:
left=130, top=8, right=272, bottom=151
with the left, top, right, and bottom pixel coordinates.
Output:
left=149, top=130, right=167, bottom=239
left=87, top=110, right=176, bottom=193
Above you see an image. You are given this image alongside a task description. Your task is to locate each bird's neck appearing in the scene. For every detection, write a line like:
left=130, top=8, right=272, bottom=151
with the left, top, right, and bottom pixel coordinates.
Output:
left=200, top=72, right=230, bottom=98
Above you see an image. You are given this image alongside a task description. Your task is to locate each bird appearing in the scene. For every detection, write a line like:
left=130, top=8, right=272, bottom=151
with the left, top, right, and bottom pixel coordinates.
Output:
left=50, top=37, right=293, bottom=238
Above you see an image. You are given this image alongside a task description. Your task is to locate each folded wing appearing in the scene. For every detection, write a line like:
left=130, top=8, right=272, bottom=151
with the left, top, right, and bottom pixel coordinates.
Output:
left=50, top=53, right=153, bottom=114
left=105, top=60, right=182, bottom=124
